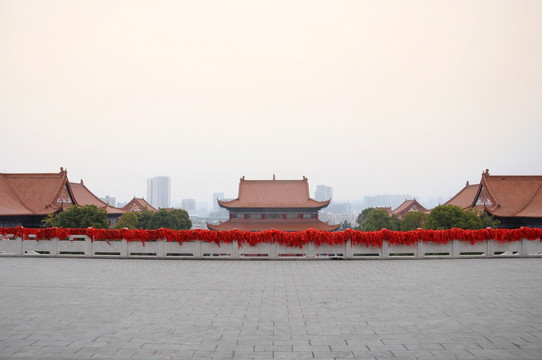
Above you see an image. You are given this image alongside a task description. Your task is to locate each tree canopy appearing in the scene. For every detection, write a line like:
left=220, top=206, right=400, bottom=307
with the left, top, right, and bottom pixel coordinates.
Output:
left=49, top=205, right=109, bottom=229
left=424, top=205, right=482, bottom=230
left=145, top=209, right=192, bottom=230
left=357, top=207, right=399, bottom=231
left=400, top=211, right=427, bottom=231
left=114, top=212, right=138, bottom=229
left=136, top=209, right=154, bottom=229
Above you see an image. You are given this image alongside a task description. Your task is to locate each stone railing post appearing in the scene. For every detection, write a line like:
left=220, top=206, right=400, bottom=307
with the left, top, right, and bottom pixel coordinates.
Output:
left=520, top=238, right=529, bottom=257
left=346, top=239, right=353, bottom=259
left=194, top=240, right=202, bottom=258
left=85, top=236, right=92, bottom=256
left=157, top=239, right=166, bottom=257
left=51, top=237, right=59, bottom=255
left=120, top=239, right=128, bottom=256
left=232, top=240, right=239, bottom=259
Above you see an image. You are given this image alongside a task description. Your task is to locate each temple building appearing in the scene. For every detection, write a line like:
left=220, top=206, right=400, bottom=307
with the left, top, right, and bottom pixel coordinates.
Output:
left=443, top=170, right=542, bottom=228
left=122, top=197, right=157, bottom=213
left=207, top=176, right=340, bottom=232
left=471, top=170, right=542, bottom=228
left=0, top=168, right=127, bottom=228
left=392, top=199, right=429, bottom=219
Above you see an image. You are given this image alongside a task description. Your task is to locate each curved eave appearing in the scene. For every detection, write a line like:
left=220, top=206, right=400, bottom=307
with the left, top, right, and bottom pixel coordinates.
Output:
left=217, top=199, right=330, bottom=210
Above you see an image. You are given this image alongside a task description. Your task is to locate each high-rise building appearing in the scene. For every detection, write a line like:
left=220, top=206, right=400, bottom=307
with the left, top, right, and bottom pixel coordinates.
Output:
left=213, top=192, right=224, bottom=211
left=315, top=185, right=333, bottom=202
left=181, top=199, right=196, bottom=212
left=147, top=176, right=171, bottom=209
left=100, top=195, right=116, bottom=207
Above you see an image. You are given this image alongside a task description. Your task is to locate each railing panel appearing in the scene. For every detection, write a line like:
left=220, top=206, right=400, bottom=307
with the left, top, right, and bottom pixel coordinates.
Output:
left=23, top=238, right=57, bottom=255
left=350, top=244, right=382, bottom=258
left=200, top=241, right=234, bottom=258
left=238, top=242, right=274, bottom=258
left=163, top=241, right=200, bottom=258
left=127, top=240, right=159, bottom=257
left=488, top=240, right=521, bottom=256
left=92, top=240, right=125, bottom=256
left=275, top=244, right=309, bottom=259
left=383, top=241, right=418, bottom=258
left=57, top=236, right=90, bottom=255
left=523, top=238, right=542, bottom=256
left=453, top=240, right=488, bottom=256
left=314, top=243, right=346, bottom=259
left=0, top=237, right=22, bottom=255
left=419, top=241, right=453, bottom=257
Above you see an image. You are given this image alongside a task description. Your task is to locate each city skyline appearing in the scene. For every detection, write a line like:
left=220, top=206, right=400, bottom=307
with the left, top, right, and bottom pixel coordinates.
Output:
left=2, top=1, right=541, bottom=206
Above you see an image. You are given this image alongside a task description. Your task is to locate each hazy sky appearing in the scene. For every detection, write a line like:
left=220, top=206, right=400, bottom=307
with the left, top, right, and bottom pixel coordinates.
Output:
left=1, top=1, right=541, bottom=206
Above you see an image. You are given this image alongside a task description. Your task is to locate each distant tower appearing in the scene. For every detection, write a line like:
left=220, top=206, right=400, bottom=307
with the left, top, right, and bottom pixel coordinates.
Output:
left=181, top=199, right=196, bottom=212
left=213, top=192, right=224, bottom=211
left=315, top=185, right=333, bottom=202
left=147, top=176, right=171, bottom=209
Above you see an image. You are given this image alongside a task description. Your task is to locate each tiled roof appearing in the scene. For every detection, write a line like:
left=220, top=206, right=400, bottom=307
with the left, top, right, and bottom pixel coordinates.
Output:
left=0, top=170, right=69, bottom=216
left=218, top=177, right=330, bottom=209
left=444, top=182, right=480, bottom=209
left=69, top=182, right=126, bottom=215
left=392, top=199, right=429, bottom=216
left=207, top=218, right=340, bottom=232
left=122, top=197, right=157, bottom=212
left=477, top=170, right=542, bottom=218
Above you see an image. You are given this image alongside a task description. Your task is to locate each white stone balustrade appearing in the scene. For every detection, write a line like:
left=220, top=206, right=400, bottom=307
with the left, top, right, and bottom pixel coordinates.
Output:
left=1, top=236, right=541, bottom=259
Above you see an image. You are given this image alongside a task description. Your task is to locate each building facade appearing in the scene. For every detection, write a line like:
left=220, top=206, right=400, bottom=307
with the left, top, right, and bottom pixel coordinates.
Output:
left=147, top=176, right=171, bottom=209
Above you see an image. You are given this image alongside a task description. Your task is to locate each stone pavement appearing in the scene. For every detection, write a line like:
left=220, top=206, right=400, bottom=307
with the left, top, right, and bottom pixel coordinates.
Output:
left=0, top=258, right=541, bottom=359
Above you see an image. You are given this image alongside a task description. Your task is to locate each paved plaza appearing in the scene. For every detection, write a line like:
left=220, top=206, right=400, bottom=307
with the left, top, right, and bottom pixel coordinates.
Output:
left=0, top=258, right=541, bottom=359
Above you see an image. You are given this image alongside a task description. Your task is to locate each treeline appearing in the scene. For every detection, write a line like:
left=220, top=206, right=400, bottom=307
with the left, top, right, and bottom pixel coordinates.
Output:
left=42, top=205, right=192, bottom=230
left=346, top=205, right=499, bottom=231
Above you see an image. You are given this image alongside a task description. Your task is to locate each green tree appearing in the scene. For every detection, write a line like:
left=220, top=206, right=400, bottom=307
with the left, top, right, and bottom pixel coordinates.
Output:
left=469, top=209, right=500, bottom=228
left=146, top=209, right=192, bottom=230
left=41, top=212, right=58, bottom=228
left=53, top=205, right=109, bottom=229
left=363, top=208, right=397, bottom=231
left=339, top=220, right=352, bottom=231
left=114, top=212, right=138, bottom=229
left=356, top=207, right=375, bottom=229
left=400, top=211, right=427, bottom=231
left=424, top=205, right=482, bottom=230
left=136, top=209, right=154, bottom=229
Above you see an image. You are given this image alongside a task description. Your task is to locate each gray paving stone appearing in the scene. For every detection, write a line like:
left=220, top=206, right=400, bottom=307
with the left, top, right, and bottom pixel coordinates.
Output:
left=0, top=257, right=541, bottom=359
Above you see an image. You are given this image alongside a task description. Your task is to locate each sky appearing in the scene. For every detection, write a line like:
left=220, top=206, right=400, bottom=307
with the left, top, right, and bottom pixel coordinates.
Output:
left=1, top=1, right=541, bottom=206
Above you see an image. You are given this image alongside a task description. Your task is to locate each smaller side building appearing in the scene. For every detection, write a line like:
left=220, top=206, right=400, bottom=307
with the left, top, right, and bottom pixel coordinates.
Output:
left=122, top=197, right=157, bottom=213
left=392, top=199, right=429, bottom=219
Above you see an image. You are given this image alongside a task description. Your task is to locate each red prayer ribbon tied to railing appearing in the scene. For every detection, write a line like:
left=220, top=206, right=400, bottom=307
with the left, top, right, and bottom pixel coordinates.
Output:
left=1, top=227, right=541, bottom=248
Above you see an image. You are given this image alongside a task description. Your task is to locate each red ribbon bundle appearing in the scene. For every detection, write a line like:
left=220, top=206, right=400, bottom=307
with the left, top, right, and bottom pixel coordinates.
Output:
left=1, top=226, right=541, bottom=248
